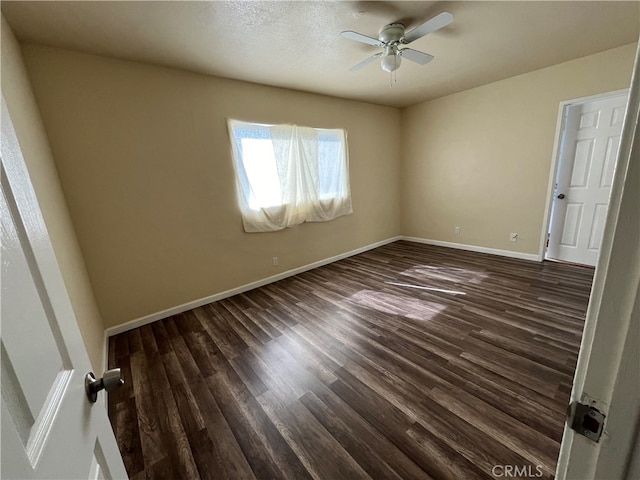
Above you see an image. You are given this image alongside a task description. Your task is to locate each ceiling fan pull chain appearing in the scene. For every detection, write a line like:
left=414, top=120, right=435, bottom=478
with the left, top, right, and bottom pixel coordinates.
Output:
left=389, top=69, right=397, bottom=88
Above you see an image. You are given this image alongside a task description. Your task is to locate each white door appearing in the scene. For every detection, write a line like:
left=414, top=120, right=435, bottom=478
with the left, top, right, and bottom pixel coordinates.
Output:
left=1, top=99, right=128, bottom=479
left=547, top=93, right=628, bottom=266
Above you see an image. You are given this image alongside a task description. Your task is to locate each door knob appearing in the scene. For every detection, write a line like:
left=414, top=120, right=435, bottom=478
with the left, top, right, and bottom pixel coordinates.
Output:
left=557, top=193, right=566, bottom=199
left=85, top=368, right=124, bottom=403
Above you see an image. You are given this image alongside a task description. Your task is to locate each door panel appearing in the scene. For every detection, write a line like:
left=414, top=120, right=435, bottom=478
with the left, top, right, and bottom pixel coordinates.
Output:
left=90, top=440, right=110, bottom=480
left=547, top=93, right=628, bottom=266
left=610, top=104, right=626, bottom=126
left=560, top=203, right=582, bottom=246
left=1, top=99, right=127, bottom=479
left=569, top=139, right=594, bottom=187
left=2, top=166, right=79, bottom=473
left=587, top=203, right=608, bottom=251
left=579, top=109, right=599, bottom=128
left=2, top=188, right=69, bottom=424
left=599, top=136, right=619, bottom=187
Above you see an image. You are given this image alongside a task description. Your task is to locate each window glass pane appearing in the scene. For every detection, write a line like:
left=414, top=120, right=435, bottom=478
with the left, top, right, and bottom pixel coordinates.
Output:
left=318, top=132, right=345, bottom=199
left=240, top=138, right=282, bottom=209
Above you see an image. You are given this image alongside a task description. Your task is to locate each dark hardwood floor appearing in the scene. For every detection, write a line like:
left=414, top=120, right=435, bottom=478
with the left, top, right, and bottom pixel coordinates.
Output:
left=108, top=241, right=594, bottom=480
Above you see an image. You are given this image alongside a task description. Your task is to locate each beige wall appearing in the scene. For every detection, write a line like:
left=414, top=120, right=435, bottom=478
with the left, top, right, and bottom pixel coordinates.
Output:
left=401, top=43, right=637, bottom=256
left=15, top=38, right=636, bottom=333
left=1, top=18, right=106, bottom=371
left=21, top=45, right=402, bottom=328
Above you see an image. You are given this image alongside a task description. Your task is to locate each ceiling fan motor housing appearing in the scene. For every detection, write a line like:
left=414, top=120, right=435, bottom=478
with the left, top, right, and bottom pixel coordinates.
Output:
left=379, top=23, right=405, bottom=44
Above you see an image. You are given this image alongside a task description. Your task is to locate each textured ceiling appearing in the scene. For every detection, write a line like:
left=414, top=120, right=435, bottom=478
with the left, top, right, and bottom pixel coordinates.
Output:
left=3, top=1, right=639, bottom=108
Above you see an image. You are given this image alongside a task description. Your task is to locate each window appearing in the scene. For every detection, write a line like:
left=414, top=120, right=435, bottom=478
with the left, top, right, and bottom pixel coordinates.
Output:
left=227, top=120, right=352, bottom=232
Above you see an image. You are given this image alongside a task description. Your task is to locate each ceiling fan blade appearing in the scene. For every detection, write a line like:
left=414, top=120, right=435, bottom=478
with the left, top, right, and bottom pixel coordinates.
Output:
left=340, top=30, right=382, bottom=47
left=399, top=48, right=434, bottom=65
left=403, top=12, right=453, bottom=44
left=349, top=52, right=383, bottom=71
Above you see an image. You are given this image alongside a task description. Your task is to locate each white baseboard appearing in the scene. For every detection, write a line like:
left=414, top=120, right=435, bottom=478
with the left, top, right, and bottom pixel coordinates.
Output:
left=104, top=234, right=541, bottom=339
left=105, top=236, right=402, bottom=337
left=400, top=236, right=542, bottom=262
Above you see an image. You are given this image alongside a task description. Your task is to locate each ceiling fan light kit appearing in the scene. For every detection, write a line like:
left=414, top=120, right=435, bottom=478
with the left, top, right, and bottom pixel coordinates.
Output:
left=381, top=45, right=401, bottom=72
left=340, top=11, right=453, bottom=74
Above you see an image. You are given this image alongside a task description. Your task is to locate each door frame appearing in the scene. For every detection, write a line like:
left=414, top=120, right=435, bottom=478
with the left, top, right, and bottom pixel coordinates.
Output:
left=537, top=88, right=630, bottom=262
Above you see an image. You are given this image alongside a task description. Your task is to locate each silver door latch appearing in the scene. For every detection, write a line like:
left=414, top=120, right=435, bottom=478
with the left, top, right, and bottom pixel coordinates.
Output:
left=85, top=368, right=124, bottom=403
left=567, top=401, right=605, bottom=442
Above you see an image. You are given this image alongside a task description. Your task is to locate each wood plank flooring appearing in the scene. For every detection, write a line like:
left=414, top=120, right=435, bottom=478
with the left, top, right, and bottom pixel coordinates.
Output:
left=108, top=241, right=594, bottom=480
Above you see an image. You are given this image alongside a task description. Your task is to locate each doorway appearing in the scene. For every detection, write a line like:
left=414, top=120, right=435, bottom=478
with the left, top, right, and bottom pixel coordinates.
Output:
left=545, top=90, right=629, bottom=266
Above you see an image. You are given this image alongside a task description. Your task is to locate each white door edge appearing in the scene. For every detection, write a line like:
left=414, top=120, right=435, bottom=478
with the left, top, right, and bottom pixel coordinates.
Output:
left=555, top=42, right=640, bottom=479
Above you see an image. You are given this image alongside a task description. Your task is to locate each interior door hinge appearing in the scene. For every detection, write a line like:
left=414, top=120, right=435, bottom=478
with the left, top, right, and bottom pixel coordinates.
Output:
left=567, top=401, right=606, bottom=442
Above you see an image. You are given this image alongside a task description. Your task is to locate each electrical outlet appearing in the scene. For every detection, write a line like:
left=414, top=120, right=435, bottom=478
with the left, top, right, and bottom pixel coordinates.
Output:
left=509, top=233, right=518, bottom=242
left=454, top=226, right=461, bottom=235
left=272, top=256, right=279, bottom=266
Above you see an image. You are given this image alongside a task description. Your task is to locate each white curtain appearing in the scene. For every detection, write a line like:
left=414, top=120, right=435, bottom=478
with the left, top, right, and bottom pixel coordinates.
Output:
left=228, top=120, right=352, bottom=232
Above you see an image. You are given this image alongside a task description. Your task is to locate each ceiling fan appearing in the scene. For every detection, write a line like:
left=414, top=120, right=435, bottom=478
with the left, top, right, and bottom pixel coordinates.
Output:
left=340, top=12, right=453, bottom=73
